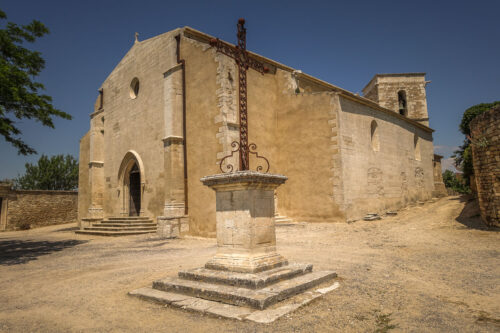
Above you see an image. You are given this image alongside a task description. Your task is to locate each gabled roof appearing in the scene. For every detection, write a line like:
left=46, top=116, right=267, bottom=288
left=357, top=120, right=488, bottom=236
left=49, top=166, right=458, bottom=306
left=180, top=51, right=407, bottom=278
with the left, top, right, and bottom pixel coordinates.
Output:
left=183, top=27, right=433, bottom=133
left=98, top=26, right=434, bottom=133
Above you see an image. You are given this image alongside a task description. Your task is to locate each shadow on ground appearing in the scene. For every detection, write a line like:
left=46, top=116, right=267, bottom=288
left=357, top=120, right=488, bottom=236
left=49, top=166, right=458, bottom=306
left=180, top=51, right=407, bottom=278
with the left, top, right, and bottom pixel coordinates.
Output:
left=0, top=239, right=88, bottom=265
left=55, top=226, right=80, bottom=232
left=454, top=195, right=500, bottom=231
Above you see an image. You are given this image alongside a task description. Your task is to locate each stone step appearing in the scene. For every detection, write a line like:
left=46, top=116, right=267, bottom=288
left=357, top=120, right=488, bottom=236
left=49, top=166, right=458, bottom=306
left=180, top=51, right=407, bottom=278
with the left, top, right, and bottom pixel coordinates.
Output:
left=153, top=270, right=336, bottom=309
left=178, top=263, right=312, bottom=289
left=84, top=226, right=157, bottom=232
left=107, top=216, right=151, bottom=221
left=101, top=220, right=154, bottom=224
left=75, top=229, right=156, bottom=236
left=96, top=223, right=156, bottom=227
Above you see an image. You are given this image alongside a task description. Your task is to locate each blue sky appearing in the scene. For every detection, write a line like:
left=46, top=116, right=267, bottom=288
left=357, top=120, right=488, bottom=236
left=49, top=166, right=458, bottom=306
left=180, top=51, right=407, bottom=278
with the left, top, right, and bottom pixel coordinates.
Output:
left=1, top=0, right=499, bottom=179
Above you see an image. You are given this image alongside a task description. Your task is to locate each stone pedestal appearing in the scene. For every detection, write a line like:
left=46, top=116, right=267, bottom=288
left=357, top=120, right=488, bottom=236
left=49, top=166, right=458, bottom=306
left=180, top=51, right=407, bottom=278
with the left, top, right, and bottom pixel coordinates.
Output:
left=201, top=171, right=288, bottom=273
left=131, top=171, right=337, bottom=321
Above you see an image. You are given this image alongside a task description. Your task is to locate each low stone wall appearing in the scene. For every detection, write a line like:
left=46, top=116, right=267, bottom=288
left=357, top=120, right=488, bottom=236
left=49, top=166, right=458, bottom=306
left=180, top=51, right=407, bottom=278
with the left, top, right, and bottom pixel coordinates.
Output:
left=470, top=106, right=500, bottom=227
left=0, top=188, right=78, bottom=231
left=157, top=215, right=189, bottom=238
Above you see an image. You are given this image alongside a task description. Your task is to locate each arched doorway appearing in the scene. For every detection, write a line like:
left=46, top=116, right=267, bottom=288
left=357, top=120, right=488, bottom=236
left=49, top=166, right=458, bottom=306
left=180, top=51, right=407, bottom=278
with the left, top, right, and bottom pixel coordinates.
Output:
left=128, top=163, right=141, bottom=216
left=118, top=151, right=146, bottom=217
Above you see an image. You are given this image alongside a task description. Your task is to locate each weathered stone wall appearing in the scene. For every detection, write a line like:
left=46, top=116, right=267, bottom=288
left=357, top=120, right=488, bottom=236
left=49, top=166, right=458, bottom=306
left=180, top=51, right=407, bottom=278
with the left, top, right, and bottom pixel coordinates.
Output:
left=337, top=96, right=434, bottom=220
left=2, top=190, right=78, bottom=230
left=182, top=35, right=220, bottom=237
left=182, top=35, right=344, bottom=227
left=181, top=33, right=337, bottom=232
left=273, top=81, right=343, bottom=222
left=470, top=106, right=500, bottom=227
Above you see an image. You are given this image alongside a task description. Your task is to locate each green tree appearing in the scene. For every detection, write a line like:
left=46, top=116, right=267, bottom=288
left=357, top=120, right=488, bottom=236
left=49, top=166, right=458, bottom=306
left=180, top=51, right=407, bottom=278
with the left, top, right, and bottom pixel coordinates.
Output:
left=0, top=9, right=71, bottom=155
left=442, top=170, right=469, bottom=194
left=452, top=101, right=500, bottom=185
left=15, top=154, right=78, bottom=190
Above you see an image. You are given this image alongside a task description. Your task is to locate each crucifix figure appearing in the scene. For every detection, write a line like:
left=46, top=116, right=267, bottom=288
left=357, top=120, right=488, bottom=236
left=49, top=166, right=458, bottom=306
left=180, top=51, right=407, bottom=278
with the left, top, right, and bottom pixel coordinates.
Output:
left=210, top=18, right=270, bottom=173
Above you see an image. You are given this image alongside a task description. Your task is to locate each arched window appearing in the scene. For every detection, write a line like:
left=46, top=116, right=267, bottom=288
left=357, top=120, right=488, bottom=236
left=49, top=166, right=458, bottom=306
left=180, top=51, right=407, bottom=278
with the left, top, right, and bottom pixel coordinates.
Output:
left=414, top=134, right=421, bottom=161
left=398, top=90, right=407, bottom=116
left=371, top=120, right=380, bottom=152
left=130, top=77, right=140, bottom=99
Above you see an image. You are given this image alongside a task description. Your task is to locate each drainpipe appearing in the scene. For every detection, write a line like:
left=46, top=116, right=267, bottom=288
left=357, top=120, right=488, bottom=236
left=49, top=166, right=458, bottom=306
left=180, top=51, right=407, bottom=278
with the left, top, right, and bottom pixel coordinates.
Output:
left=175, top=34, right=188, bottom=215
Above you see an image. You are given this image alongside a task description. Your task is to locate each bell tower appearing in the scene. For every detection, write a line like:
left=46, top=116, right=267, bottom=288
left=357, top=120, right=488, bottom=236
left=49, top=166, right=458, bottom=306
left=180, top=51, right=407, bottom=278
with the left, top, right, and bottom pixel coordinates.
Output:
left=362, top=73, right=430, bottom=126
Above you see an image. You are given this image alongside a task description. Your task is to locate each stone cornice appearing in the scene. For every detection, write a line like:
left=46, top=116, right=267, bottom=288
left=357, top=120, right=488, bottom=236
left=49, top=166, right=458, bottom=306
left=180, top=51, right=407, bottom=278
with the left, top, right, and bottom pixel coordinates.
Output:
left=162, top=136, right=184, bottom=146
left=163, top=64, right=183, bottom=77
left=362, top=73, right=426, bottom=92
left=90, top=108, right=104, bottom=119
left=89, top=161, right=104, bottom=167
left=201, top=171, right=287, bottom=191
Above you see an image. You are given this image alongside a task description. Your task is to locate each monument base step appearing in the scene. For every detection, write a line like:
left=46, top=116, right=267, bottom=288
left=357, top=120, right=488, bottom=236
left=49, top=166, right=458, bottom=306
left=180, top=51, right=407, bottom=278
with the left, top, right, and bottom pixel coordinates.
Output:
left=129, top=280, right=340, bottom=323
left=179, top=262, right=312, bottom=289
left=153, top=268, right=336, bottom=309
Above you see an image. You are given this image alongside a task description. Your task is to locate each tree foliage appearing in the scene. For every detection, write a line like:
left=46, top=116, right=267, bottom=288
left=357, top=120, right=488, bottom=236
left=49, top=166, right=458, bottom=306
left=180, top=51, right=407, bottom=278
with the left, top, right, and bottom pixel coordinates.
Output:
left=458, top=102, right=500, bottom=136
left=453, top=101, right=500, bottom=185
left=442, top=170, right=469, bottom=194
left=0, top=9, right=71, bottom=155
left=15, top=154, right=78, bottom=190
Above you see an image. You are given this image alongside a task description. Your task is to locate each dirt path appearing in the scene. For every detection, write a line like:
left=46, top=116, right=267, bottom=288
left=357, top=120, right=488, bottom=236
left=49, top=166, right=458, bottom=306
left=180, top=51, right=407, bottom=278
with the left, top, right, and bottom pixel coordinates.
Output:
left=0, top=196, right=498, bottom=332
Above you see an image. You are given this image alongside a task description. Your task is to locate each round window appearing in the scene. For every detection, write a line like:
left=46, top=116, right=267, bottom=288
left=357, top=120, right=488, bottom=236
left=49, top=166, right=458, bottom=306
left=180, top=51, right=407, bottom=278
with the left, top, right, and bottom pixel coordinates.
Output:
left=130, top=78, right=140, bottom=99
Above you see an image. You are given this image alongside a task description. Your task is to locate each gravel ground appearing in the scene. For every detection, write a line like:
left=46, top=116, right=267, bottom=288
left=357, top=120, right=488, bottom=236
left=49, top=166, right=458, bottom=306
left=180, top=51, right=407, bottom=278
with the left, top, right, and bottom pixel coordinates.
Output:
left=0, top=196, right=498, bottom=332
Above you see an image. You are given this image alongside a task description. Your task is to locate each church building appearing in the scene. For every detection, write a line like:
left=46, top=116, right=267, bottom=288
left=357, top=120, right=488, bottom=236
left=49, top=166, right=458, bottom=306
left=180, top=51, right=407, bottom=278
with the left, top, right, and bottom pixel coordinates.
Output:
left=78, top=25, right=439, bottom=237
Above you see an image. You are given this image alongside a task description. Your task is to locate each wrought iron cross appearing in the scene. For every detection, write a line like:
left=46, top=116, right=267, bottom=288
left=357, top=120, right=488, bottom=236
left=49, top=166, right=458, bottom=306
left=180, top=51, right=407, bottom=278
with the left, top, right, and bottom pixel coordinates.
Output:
left=210, top=18, right=270, bottom=173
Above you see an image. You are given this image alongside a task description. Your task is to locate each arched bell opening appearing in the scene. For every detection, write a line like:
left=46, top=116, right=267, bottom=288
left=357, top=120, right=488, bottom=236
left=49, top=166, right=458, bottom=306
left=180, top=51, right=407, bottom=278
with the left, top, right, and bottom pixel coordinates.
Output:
left=398, top=90, right=408, bottom=116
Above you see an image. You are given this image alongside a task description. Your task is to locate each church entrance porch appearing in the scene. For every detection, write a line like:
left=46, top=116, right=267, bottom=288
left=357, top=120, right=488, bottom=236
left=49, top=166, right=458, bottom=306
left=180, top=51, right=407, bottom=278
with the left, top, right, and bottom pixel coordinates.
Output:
left=117, top=151, right=146, bottom=217
left=76, top=150, right=158, bottom=236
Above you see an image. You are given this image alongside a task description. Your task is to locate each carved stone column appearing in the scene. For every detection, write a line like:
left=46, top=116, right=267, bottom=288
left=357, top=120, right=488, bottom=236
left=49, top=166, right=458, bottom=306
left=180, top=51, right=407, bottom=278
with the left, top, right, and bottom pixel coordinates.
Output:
left=157, top=64, right=186, bottom=238
left=161, top=64, right=185, bottom=218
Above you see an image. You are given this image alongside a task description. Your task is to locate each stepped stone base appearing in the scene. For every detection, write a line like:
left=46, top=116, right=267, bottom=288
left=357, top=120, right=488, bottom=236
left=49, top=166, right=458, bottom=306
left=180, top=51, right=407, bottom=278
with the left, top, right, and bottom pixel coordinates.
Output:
left=130, top=263, right=338, bottom=323
left=179, top=263, right=313, bottom=289
left=131, top=172, right=338, bottom=321
left=76, top=216, right=157, bottom=236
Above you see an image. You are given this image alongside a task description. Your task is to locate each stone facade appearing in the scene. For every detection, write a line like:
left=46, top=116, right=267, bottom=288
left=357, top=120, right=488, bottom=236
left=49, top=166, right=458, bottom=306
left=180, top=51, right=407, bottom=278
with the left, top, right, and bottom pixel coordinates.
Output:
left=78, top=26, right=438, bottom=236
left=0, top=183, right=78, bottom=231
left=470, top=106, right=500, bottom=227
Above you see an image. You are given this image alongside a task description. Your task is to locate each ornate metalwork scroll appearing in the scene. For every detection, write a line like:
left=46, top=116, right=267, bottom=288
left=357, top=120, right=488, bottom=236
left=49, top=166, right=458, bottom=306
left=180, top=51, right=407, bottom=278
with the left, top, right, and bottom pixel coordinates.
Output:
left=219, top=141, right=270, bottom=173
left=210, top=18, right=270, bottom=173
